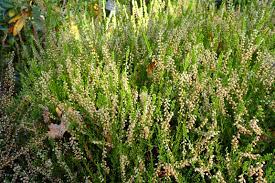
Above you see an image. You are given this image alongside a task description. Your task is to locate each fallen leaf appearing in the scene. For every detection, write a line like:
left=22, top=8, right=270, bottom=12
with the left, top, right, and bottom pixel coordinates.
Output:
left=8, top=26, right=14, bottom=34
left=13, top=16, right=27, bottom=36
left=47, top=122, right=66, bottom=139
left=146, top=60, right=157, bottom=77
left=56, top=106, right=63, bottom=118
left=8, top=14, right=22, bottom=24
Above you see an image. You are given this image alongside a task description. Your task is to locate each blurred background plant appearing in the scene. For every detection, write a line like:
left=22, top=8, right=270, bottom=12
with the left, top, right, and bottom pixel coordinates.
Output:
left=0, top=0, right=46, bottom=58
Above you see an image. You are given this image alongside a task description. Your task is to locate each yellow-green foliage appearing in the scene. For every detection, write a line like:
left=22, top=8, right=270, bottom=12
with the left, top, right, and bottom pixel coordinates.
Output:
left=1, top=0, right=274, bottom=182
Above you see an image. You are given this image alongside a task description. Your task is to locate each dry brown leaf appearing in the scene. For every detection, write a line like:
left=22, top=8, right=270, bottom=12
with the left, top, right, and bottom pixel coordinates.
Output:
left=56, top=106, right=63, bottom=118
left=44, top=105, right=69, bottom=139
left=8, top=14, right=22, bottom=24
left=8, top=26, right=14, bottom=34
left=146, top=61, right=157, bottom=77
left=13, top=16, right=27, bottom=36
left=47, top=122, right=66, bottom=139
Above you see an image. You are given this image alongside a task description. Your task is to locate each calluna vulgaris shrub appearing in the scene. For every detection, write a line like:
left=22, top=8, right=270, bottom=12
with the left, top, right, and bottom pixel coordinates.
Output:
left=1, top=0, right=274, bottom=182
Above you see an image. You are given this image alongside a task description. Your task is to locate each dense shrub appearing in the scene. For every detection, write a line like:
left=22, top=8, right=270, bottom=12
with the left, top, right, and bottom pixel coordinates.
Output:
left=1, top=0, right=274, bottom=182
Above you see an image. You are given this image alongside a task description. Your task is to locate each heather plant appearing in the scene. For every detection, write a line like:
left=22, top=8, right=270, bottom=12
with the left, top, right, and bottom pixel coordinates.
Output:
left=1, top=0, right=274, bottom=182
left=0, top=54, right=63, bottom=182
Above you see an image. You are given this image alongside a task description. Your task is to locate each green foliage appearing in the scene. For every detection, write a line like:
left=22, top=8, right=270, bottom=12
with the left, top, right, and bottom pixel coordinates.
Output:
left=1, top=0, right=274, bottom=182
